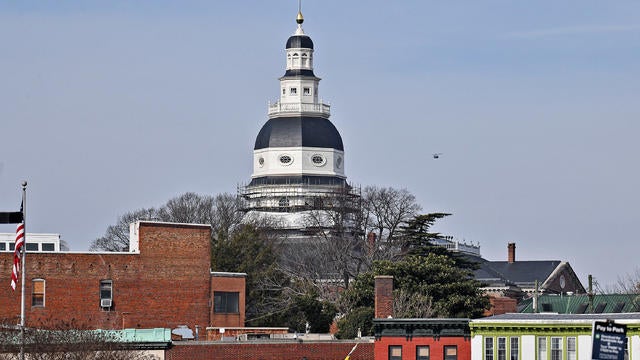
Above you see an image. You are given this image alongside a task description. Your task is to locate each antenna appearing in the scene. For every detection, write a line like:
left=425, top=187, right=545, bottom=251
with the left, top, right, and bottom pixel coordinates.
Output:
left=298, top=0, right=302, bottom=13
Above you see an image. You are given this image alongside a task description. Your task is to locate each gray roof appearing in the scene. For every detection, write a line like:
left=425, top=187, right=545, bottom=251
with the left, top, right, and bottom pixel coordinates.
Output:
left=254, top=116, right=343, bottom=151
left=475, top=260, right=561, bottom=288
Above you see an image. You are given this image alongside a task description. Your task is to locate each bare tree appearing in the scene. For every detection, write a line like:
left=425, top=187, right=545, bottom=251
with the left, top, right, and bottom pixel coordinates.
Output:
left=90, top=208, right=159, bottom=252
left=90, top=192, right=243, bottom=252
left=361, top=186, right=422, bottom=263
left=393, top=289, right=435, bottom=319
left=279, top=188, right=364, bottom=294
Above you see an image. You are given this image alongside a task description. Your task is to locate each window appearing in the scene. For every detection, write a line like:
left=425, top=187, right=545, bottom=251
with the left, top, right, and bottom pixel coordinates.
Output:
left=290, top=87, right=297, bottom=95
left=214, top=291, right=239, bottom=313
left=100, top=280, right=113, bottom=308
left=551, top=337, right=562, bottom=360
left=32, top=279, right=45, bottom=307
left=567, top=337, right=576, bottom=360
left=9, top=243, right=15, bottom=251
left=444, top=346, right=457, bottom=360
left=311, top=154, right=325, bottom=166
left=510, top=337, right=518, bottom=360
left=42, top=243, right=55, bottom=251
left=279, top=155, right=292, bottom=165
left=389, top=346, right=402, bottom=360
left=625, top=337, right=630, bottom=360
left=282, top=88, right=286, bottom=95
left=0, top=243, right=5, bottom=251
left=279, top=198, right=290, bottom=208
left=26, top=243, right=38, bottom=251
left=416, top=346, right=429, bottom=360
left=497, top=337, right=506, bottom=360
left=538, top=337, right=547, bottom=360
left=485, top=337, right=494, bottom=360
left=303, top=87, right=311, bottom=95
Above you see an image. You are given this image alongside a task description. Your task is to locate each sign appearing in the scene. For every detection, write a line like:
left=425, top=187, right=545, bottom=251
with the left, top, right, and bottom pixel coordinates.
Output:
left=592, top=320, right=627, bottom=360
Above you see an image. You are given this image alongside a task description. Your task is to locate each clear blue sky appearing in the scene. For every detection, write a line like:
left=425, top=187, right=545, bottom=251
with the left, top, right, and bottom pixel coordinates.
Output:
left=1, top=1, right=639, bottom=289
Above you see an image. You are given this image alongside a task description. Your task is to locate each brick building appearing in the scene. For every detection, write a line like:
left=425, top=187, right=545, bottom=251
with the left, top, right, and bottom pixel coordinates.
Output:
left=373, top=276, right=472, bottom=360
left=0, top=221, right=245, bottom=331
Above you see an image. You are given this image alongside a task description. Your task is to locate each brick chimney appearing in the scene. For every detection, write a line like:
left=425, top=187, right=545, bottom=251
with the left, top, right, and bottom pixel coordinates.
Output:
left=374, top=275, right=394, bottom=319
left=508, top=243, right=516, bottom=263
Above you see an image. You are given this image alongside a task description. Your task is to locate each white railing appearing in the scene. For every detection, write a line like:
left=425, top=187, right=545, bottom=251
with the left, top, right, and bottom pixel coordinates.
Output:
left=268, top=102, right=330, bottom=117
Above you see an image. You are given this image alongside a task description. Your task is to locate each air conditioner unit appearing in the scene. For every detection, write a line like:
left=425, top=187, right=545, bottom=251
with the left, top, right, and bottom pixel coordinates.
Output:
left=100, top=299, right=112, bottom=308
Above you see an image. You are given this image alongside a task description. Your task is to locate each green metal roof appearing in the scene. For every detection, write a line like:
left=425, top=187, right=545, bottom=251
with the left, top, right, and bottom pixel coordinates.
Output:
left=519, top=294, right=640, bottom=314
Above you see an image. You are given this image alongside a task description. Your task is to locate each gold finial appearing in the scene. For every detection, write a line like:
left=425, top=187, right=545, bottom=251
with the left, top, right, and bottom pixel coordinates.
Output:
left=296, top=11, right=304, bottom=25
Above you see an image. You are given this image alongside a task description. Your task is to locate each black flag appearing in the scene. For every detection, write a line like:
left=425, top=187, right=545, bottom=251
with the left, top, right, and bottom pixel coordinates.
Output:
left=0, top=201, right=23, bottom=223
left=0, top=211, right=23, bottom=224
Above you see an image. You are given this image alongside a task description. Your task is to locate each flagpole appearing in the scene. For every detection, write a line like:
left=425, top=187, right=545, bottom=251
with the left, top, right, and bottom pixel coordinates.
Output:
left=19, top=180, right=26, bottom=360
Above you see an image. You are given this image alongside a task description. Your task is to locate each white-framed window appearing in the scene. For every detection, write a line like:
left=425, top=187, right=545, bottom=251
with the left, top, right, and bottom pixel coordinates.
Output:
left=538, top=337, right=547, bottom=360
left=497, top=337, right=506, bottom=360
left=551, top=337, right=563, bottom=360
left=32, top=279, right=45, bottom=307
left=485, top=337, right=494, bottom=360
left=100, top=279, right=113, bottom=309
left=510, top=337, right=519, bottom=360
left=567, top=337, right=576, bottom=360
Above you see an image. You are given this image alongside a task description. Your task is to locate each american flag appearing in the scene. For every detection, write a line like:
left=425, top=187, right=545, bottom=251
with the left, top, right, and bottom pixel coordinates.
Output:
left=11, top=223, right=25, bottom=291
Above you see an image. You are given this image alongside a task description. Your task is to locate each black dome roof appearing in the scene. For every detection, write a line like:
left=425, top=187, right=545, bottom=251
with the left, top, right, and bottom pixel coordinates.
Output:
left=254, top=116, right=343, bottom=151
left=286, top=35, right=314, bottom=49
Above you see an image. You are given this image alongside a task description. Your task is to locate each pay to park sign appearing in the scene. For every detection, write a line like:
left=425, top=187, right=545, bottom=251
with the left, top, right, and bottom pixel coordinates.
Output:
left=592, top=320, right=627, bottom=360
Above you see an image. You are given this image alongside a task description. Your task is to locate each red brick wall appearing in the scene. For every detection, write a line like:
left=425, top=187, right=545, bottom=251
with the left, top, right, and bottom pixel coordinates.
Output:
left=211, top=274, right=246, bottom=327
left=166, top=341, right=374, bottom=360
left=0, top=222, right=213, bottom=330
left=485, top=296, right=518, bottom=316
left=374, top=276, right=393, bottom=319
left=375, top=336, right=471, bottom=360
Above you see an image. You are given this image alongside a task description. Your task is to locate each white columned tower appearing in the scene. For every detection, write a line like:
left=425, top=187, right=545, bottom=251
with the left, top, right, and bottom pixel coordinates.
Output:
left=240, top=10, right=356, bottom=236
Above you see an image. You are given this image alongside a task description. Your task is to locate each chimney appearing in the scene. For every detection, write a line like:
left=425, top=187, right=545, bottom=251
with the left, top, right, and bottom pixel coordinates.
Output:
left=508, top=243, right=516, bottom=263
left=374, top=275, right=394, bottom=319
left=367, top=232, right=377, bottom=255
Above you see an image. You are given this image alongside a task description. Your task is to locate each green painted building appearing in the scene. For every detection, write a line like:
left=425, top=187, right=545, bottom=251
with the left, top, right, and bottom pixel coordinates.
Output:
left=470, top=313, right=640, bottom=360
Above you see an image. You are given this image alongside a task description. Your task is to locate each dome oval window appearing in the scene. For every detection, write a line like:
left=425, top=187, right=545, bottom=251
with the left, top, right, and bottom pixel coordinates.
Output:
left=258, top=157, right=265, bottom=167
left=336, top=156, right=343, bottom=169
left=311, top=154, right=326, bottom=166
left=279, top=154, right=293, bottom=166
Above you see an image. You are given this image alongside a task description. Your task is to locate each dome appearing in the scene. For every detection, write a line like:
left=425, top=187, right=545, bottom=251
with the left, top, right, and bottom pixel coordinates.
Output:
left=286, top=35, right=314, bottom=49
left=254, top=116, right=343, bottom=151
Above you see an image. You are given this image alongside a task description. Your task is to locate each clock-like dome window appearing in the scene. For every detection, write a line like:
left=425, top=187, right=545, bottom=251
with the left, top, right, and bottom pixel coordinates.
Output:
left=311, top=154, right=325, bottom=166
left=279, top=154, right=293, bottom=165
